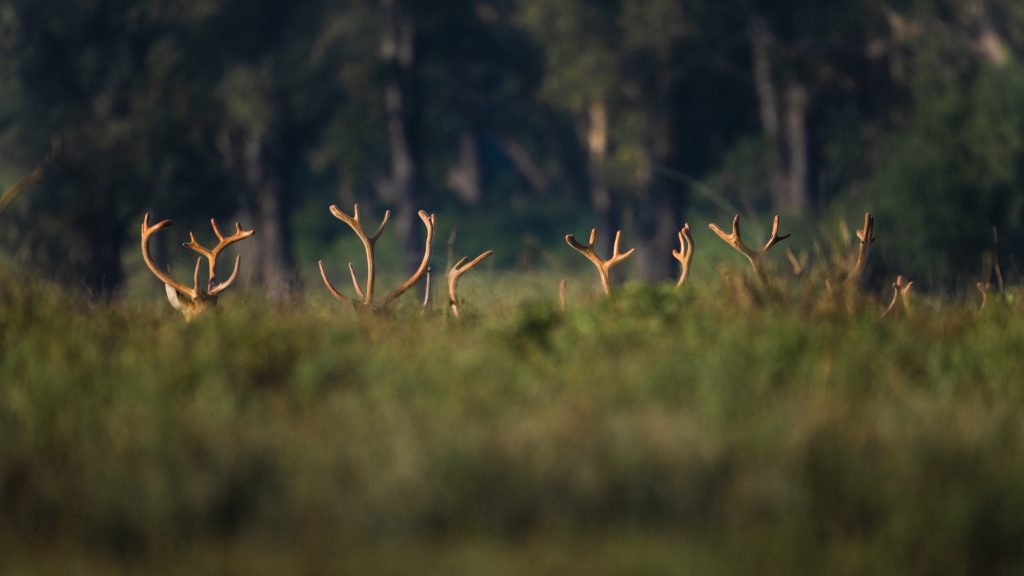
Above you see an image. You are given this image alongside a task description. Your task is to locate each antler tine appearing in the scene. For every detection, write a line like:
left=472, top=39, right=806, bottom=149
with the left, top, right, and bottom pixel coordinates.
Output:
left=588, top=228, right=597, bottom=247
left=208, top=254, right=241, bottom=296
left=348, top=262, right=365, bottom=301
left=762, top=214, right=790, bottom=253
left=370, top=210, right=391, bottom=242
left=319, top=260, right=355, bottom=306
left=850, top=212, right=874, bottom=285
left=672, top=223, right=694, bottom=287
left=607, top=230, right=636, bottom=266
left=140, top=213, right=198, bottom=300
left=210, top=218, right=225, bottom=242
left=381, top=211, right=436, bottom=308
left=448, top=250, right=494, bottom=319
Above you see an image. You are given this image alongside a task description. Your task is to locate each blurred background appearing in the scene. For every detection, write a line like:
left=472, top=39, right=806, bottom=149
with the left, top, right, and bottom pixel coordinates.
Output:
left=2, top=0, right=1024, bottom=295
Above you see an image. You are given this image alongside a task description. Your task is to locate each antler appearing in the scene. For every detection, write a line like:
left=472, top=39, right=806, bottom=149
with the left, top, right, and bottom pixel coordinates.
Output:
left=708, top=214, right=789, bottom=282
left=382, top=211, right=435, bottom=308
left=182, top=218, right=255, bottom=295
left=141, top=214, right=200, bottom=300
left=318, top=204, right=390, bottom=306
left=849, top=212, right=874, bottom=285
left=140, top=213, right=254, bottom=319
left=320, top=207, right=435, bottom=310
left=672, top=223, right=694, bottom=287
left=447, top=250, right=494, bottom=318
left=565, top=228, right=636, bottom=296
left=882, top=275, right=913, bottom=318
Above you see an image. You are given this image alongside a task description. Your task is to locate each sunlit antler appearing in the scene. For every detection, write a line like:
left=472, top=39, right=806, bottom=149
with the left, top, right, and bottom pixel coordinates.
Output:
left=565, top=228, right=636, bottom=296
left=672, top=223, right=694, bottom=287
left=320, top=206, right=435, bottom=310
left=849, top=212, right=875, bottom=286
left=882, top=275, right=913, bottom=318
left=140, top=213, right=253, bottom=319
left=708, top=214, right=789, bottom=282
left=182, top=218, right=255, bottom=296
left=318, top=204, right=390, bottom=306
left=447, top=250, right=493, bottom=318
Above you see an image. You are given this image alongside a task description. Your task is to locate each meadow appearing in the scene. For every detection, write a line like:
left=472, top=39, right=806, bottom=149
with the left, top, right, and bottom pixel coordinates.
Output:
left=2, top=257, right=1024, bottom=575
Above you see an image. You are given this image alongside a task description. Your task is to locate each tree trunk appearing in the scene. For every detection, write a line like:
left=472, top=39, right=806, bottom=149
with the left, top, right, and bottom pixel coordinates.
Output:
left=245, top=136, right=294, bottom=298
left=446, top=129, right=481, bottom=204
left=749, top=17, right=810, bottom=214
left=585, top=102, right=619, bottom=255
left=782, top=81, right=809, bottom=212
left=381, top=0, right=424, bottom=271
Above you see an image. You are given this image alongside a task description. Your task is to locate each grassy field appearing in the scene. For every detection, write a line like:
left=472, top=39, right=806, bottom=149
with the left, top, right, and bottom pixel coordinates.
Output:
left=2, top=262, right=1024, bottom=575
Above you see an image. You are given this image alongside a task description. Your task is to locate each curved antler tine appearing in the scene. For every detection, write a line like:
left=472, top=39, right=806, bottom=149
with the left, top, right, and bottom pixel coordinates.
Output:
left=565, top=234, right=588, bottom=252
left=461, top=251, right=493, bottom=272
left=209, top=254, right=241, bottom=296
left=732, top=214, right=741, bottom=237
left=763, top=215, right=790, bottom=252
left=612, top=230, right=623, bottom=256
left=140, top=213, right=197, bottom=300
left=210, top=218, right=225, bottom=242
left=381, top=211, right=435, bottom=308
left=369, top=210, right=390, bottom=242
left=192, top=257, right=202, bottom=294
left=329, top=204, right=357, bottom=227
left=348, top=262, right=365, bottom=300
left=319, top=260, right=354, bottom=305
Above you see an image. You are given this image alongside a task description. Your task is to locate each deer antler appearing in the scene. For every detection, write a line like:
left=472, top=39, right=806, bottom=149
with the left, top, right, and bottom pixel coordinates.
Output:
left=849, top=212, right=874, bottom=285
left=976, top=282, right=991, bottom=312
left=882, top=275, right=913, bottom=318
left=447, top=250, right=493, bottom=318
left=708, top=214, right=789, bottom=282
left=565, top=228, right=635, bottom=296
left=140, top=213, right=254, bottom=319
left=182, top=218, right=255, bottom=296
left=672, top=223, right=694, bottom=287
left=320, top=207, right=435, bottom=310
left=318, top=204, right=390, bottom=306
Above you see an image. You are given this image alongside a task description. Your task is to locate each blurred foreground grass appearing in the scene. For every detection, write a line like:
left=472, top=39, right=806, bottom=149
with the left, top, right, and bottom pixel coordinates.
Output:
left=2, top=267, right=1024, bottom=575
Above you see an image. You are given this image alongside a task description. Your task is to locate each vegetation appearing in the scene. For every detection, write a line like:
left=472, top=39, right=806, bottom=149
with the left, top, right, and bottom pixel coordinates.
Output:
left=3, top=253, right=1024, bottom=573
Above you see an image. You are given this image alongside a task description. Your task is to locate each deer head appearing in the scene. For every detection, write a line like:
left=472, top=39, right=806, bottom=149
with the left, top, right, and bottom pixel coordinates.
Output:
left=140, top=214, right=254, bottom=320
left=318, top=204, right=435, bottom=311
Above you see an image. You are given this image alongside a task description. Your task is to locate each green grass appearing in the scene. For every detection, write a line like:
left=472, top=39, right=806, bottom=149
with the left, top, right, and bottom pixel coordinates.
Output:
left=2, top=266, right=1024, bottom=574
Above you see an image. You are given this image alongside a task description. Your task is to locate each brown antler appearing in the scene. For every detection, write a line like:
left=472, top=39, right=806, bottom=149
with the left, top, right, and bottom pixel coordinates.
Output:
left=708, top=214, right=789, bottom=282
left=182, top=218, right=255, bottom=296
left=672, top=223, right=694, bottom=287
left=447, top=250, right=493, bottom=318
left=318, top=204, right=390, bottom=306
left=976, top=282, right=991, bottom=312
left=140, top=213, right=254, bottom=319
left=849, top=212, right=874, bottom=285
left=320, top=207, right=435, bottom=310
left=882, top=275, right=913, bottom=318
left=565, top=228, right=636, bottom=296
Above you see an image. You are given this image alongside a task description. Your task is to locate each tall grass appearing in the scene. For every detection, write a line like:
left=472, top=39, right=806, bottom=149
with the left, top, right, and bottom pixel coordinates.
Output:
left=2, top=263, right=1024, bottom=574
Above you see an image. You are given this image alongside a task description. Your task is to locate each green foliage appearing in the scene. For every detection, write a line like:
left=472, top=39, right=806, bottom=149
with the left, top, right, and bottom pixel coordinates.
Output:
left=3, top=265, right=1024, bottom=573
